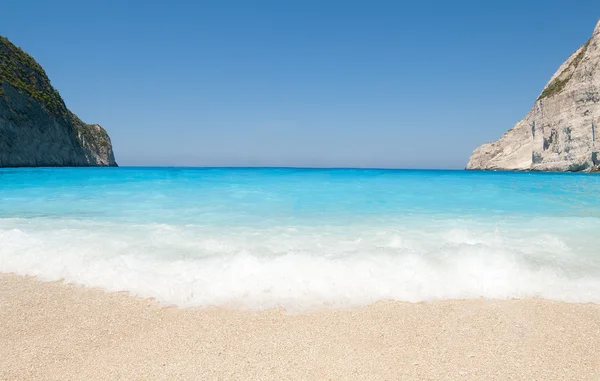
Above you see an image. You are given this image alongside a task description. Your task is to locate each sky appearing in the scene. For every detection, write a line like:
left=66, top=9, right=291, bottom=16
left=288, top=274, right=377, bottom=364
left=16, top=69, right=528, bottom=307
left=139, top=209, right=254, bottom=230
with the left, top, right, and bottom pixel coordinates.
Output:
left=2, top=0, right=600, bottom=168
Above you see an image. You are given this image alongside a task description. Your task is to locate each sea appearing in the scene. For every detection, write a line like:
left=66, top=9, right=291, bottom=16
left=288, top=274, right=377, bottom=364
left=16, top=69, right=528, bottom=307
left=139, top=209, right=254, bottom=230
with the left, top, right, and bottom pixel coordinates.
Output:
left=1, top=167, right=599, bottom=312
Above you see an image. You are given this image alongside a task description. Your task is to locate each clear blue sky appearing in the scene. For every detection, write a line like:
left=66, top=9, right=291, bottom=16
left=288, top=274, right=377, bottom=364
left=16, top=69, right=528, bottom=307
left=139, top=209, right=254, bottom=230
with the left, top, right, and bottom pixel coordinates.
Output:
left=3, top=1, right=599, bottom=168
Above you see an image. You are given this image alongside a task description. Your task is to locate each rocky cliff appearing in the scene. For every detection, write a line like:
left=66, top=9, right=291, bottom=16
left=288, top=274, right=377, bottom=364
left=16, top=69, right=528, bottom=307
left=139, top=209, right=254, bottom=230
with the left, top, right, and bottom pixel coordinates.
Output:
left=0, top=35, right=116, bottom=167
left=467, top=19, right=600, bottom=172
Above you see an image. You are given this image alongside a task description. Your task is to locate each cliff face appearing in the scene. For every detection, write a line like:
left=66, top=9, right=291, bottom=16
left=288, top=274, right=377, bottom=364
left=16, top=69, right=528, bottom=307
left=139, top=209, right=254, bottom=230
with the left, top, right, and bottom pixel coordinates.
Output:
left=0, top=36, right=116, bottom=167
left=467, top=19, right=600, bottom=172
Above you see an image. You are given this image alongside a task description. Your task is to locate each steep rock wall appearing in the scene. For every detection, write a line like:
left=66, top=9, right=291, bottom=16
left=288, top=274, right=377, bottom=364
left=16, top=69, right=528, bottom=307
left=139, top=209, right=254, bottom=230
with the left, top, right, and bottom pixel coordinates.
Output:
left=467, top=19, right=600, bottom=172
left=0, top=35, right=116, bottom=167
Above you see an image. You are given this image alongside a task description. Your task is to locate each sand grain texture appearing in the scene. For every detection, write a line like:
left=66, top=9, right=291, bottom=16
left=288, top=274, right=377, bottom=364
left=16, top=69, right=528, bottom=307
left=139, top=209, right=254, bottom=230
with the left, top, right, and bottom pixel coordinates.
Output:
left=1, top=274, right=599, bottom=380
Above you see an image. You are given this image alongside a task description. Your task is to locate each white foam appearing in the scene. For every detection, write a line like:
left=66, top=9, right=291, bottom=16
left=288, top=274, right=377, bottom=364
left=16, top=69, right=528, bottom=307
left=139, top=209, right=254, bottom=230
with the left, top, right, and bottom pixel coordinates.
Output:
left=1, top=217, right=599, bottom=313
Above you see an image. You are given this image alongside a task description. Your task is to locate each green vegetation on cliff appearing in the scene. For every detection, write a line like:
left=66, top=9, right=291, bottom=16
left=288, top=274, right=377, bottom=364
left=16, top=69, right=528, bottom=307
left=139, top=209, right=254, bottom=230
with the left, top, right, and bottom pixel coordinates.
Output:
left=537, top=38, right=591, bottom=100
left=0, top=36, right=67, bottom=117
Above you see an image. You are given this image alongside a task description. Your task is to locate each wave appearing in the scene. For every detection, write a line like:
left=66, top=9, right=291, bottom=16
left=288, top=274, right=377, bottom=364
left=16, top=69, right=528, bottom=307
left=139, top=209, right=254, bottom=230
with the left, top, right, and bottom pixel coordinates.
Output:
left=2, top=217, right=599, bottom=312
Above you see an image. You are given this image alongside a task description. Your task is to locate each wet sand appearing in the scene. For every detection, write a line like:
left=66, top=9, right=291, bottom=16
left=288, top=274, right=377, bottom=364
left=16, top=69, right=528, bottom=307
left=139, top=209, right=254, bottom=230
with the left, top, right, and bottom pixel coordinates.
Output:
left=1, top=273, right=599, bottom=380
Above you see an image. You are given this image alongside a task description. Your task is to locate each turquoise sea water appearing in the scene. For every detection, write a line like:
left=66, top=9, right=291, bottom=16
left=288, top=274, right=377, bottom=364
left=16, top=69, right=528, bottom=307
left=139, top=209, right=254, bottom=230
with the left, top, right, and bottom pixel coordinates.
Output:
left=1, top=167, right=599, bottom=311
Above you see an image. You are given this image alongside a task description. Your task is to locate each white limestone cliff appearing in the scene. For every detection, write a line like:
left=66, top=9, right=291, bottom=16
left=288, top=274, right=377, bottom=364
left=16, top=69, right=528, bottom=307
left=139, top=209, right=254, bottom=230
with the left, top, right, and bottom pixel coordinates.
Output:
left=467, top=19, right=600, bottom=172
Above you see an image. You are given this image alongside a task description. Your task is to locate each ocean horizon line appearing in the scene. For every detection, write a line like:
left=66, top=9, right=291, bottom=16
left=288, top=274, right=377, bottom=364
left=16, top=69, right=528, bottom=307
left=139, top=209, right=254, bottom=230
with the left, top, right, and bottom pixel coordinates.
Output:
left=2, top=165, right=599, bottom=176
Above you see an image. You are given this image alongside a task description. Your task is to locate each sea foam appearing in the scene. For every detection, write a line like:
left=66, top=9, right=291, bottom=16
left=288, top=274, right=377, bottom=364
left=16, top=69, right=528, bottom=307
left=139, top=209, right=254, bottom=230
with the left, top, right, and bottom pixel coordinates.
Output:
left=1, top=217, right=599, bottom=313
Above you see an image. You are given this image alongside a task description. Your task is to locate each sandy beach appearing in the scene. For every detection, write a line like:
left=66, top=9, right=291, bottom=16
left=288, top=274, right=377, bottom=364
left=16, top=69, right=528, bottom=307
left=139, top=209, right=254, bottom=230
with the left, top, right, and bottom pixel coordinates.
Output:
left=0, top=274, right=598, bottom=380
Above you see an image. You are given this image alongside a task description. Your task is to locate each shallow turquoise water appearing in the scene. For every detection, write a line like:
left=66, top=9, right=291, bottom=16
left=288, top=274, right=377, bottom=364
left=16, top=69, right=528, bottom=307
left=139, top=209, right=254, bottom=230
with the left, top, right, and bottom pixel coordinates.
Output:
left=1, top=168, right=599, bottom=311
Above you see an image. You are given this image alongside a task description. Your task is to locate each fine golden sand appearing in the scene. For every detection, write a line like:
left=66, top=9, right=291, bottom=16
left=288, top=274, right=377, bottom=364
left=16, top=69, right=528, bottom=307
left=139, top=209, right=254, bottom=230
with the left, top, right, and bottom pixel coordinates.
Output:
left=1, top=274, right=599, bottom=380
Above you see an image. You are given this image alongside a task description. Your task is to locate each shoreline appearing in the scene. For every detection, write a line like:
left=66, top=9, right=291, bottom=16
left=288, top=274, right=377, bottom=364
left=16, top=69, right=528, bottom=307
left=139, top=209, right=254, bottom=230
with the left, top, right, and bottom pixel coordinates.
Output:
left=1, top=273, right=599, bottom=380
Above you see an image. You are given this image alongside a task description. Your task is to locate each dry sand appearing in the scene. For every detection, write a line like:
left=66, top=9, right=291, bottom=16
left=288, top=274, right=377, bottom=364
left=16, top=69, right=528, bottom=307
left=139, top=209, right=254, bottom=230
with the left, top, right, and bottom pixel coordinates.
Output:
left=1, top=274, right=599, bottom=380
